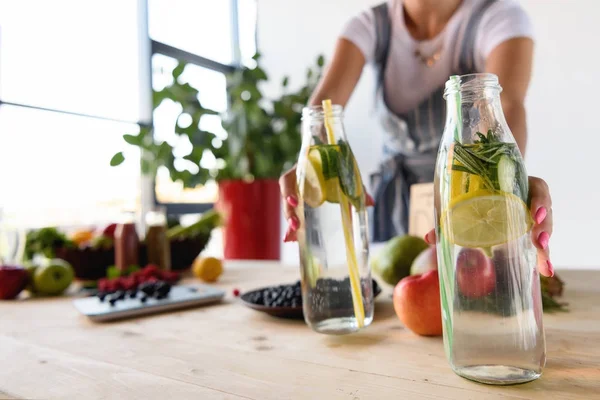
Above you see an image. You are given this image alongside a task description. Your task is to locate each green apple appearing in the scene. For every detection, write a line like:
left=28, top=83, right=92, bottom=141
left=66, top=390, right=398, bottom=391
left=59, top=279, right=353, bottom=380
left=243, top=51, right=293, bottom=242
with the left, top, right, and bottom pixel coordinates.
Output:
left=23, top=260, right=39, bottom=292
left=33, top=259, right=74, bottom=296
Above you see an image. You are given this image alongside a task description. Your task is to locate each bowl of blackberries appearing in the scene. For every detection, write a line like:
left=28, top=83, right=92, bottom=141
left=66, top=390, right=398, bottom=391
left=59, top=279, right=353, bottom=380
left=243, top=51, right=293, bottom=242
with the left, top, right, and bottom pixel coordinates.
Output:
left=240, top=278, right=382, bottom=319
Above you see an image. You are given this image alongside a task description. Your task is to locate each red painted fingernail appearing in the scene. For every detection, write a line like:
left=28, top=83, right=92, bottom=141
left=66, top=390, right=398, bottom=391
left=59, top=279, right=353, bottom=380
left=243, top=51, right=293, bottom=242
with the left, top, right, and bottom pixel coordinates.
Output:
left=424, top=231, right=433, bottom=245
left=538, top=231, right=550, bottom=249
left=289, top=216, right=299, bottom=231
left=535, top=207, right=547, bottom=225
left=287, top=195, right=299, bottom=207
left=547, top=260, right=555, bottom=277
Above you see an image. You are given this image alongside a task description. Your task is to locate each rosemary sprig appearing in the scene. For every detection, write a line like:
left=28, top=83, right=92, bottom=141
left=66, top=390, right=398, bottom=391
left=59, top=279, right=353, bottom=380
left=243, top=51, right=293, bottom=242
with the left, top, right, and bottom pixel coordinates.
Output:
left=451, top=129, right=519, bottom=193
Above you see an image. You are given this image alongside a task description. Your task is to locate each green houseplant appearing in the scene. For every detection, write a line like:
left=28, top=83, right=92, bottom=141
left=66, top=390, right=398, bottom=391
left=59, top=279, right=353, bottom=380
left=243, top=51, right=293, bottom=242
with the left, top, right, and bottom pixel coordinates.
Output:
left=111, top=53, right=325, bottom=259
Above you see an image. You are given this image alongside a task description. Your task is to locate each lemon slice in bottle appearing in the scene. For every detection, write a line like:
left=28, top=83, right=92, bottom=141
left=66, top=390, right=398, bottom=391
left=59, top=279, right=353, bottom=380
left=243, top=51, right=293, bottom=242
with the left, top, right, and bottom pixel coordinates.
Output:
left=302, top=145, right=341, bottom=207
left=446, top=189, right=533, bottom=248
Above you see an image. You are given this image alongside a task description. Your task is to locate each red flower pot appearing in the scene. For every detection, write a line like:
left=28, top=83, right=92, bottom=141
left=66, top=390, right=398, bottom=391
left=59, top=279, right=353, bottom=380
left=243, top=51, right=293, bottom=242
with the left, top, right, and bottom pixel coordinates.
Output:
left=217, top=179, right=281, bottom=260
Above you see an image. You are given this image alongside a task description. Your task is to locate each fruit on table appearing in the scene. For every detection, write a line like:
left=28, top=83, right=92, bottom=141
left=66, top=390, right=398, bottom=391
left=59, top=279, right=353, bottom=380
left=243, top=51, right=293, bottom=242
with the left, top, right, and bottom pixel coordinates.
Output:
left=102, top=223, right=117, bottom=239
left=456, top=248, right=496, bottom=298
left=192, top=257, right=223, bottom=282
left=371, top=235, right=429, bottom=286
left=32, top=258, right=74, bottom=296
left=97, top=264, right=180, bottom=294
left=0, top=265, right=29, bottom=300
left=410, top=246, right=437, bottom=276
left=393, top=270, right=442, bottom=336
left=71, top=230, right=94, bottom=246
left=98, top=280, right=173, bottom=306
left=444, top=190, right=532, bottom=248
left=91, top=234, right=114, bottom=250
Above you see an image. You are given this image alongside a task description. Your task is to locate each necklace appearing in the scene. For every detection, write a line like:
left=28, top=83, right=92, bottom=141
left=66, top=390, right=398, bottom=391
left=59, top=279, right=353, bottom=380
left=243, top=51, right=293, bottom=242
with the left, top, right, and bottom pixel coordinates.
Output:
left=414, top=43, right=443, bottom=67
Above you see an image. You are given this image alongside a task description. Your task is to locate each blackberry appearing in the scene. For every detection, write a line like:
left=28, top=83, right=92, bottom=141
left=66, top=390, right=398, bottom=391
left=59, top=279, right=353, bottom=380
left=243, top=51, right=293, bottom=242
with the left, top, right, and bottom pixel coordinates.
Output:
left=97, top=292, right=107, bottom=302
left=246, top=279, right=378, bottom=311
left=115, top=291, right=126, bottom=301
left=108, top=298, right=118, bottom=306
left=128, top=289, right=138, bottom=299
left=155, top=281, right=171, bottom=297
left=139, top=282, right=156, bottom=296
left=140, top=295, right=148, bottom=303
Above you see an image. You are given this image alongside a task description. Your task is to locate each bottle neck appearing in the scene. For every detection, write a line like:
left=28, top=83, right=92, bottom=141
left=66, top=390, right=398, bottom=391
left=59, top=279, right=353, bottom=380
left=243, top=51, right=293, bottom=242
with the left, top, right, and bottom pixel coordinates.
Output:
left=444, top=74, right=509, bottom=143
left=302, top=105, right=347, bottom=145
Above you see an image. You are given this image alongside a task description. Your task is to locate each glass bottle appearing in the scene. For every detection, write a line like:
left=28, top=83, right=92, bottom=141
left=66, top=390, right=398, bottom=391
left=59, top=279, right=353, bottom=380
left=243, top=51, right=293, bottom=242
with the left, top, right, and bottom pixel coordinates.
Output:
left=296, top=103, right=374, bottom=335
left=114, top=212, right=140, bottom=272
left=145, top=208, right=171, bottom=271
left=434, top=74, right=546, bottom=384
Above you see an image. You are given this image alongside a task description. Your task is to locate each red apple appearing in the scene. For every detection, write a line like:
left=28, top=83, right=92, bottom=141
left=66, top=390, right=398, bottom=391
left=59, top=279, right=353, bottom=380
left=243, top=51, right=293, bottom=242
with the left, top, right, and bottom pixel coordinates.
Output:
left=0, top=266, right=29, bottom=300
left=456, top=248, right=496, bottom=298
left=393, top=270, right=442, bottom=336
left=102, top=223, right=117, bottom=239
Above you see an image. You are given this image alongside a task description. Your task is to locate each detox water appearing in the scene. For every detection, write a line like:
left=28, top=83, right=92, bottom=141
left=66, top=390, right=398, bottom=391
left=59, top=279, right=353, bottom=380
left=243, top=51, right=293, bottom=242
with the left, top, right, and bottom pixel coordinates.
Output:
left=434, top=74, right=546, bottom=385
left=296, top=104, right=374, bottom=335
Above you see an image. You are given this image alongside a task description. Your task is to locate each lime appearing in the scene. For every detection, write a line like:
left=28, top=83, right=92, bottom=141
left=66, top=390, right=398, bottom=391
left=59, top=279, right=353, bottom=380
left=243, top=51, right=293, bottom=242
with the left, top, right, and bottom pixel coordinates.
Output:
left=445, top=190, right=532, bottom=248
left=302, top=145, right=342, bottom=208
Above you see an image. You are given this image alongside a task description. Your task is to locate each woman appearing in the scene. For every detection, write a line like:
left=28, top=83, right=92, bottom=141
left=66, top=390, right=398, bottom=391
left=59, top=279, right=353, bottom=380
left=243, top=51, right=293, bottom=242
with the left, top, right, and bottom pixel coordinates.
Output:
left=279, top=0, right=554, bottom=277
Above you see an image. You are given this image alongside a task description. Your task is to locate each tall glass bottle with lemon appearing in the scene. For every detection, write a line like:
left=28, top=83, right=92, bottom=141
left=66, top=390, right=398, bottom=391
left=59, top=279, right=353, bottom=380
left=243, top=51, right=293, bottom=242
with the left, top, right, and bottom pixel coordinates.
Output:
left=296, top=102, right=373, bottom=335
left=434, top=74, right=546, bottom=384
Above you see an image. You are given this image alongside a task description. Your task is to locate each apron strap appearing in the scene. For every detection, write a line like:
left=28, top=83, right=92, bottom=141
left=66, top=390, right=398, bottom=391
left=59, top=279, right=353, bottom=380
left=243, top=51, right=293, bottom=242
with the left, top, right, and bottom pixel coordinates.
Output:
left=458, top=0, right=498, bottom=73
left=372, top=2, right=391, bottom=93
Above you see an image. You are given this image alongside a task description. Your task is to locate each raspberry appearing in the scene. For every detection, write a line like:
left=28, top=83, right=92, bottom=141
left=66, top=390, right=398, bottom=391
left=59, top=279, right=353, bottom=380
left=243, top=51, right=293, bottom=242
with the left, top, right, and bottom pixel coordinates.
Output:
left=98, top=278, right=109, bottom=292
left=233, top=288, right=241, bottom=297
left=142, top=265, right=161, bottom=278
left=120, top=277, right=137, bottom=291
left=162, top=271, right=180, bottom=283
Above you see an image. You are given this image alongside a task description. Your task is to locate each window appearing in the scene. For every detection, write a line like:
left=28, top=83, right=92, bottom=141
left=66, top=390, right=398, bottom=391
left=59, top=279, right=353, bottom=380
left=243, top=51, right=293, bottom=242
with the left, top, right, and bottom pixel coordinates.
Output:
left=0, top=0, right=143, bottom=123
left=148, top=0, right=257, bottom=215
left=0, top=0, right=146, bottom=228
left=0, top=0, right=257, bottom=226
left=0, top=106, right=141, bottom=228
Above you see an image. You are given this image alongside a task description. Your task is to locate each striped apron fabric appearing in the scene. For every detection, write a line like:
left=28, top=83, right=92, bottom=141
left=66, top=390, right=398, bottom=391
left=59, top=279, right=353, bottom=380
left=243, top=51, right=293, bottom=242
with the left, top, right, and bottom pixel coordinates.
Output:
left=369, top=0, right=497, bottom=241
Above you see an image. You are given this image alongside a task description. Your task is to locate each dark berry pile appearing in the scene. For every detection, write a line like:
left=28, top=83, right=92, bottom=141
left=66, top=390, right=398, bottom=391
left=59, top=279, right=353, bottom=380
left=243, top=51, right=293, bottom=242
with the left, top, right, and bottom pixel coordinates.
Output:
left=245, top=281, right=302, bottom=308
left=97, top=280, right=172, bottom=306
left=245, top=279, right=380, bottom=311
left=97, top=265, right=179, bottom=293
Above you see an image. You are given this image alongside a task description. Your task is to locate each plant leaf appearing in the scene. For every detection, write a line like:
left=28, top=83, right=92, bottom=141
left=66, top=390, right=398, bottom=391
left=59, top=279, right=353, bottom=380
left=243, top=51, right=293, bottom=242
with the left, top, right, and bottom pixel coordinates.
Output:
left=110, top=152, right=125, bottom=166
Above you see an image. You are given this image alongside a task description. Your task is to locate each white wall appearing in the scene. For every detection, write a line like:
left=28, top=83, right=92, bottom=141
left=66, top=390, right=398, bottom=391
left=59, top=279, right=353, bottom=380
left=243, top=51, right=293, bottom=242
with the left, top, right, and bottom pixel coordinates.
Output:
left=258, top=0, right=600, bottom=269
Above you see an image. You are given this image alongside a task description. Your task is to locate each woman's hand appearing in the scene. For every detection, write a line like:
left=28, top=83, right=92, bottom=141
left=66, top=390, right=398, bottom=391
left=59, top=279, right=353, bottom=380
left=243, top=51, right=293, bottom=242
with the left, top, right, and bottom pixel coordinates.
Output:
left=279, top=165, right=374, bottom=242
left=425, top=176, right=554, bottom=277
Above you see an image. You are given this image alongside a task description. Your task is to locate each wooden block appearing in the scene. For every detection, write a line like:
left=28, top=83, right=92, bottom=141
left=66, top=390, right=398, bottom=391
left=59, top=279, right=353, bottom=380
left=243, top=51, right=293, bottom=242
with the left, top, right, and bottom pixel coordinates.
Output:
left=408, top=182, right=434, bottom=238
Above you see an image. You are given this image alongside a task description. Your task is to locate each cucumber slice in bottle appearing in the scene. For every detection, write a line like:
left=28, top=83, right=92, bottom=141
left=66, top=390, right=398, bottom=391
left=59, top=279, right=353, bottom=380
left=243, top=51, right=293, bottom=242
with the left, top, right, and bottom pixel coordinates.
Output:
left=497, top=155, right=516, bottom=193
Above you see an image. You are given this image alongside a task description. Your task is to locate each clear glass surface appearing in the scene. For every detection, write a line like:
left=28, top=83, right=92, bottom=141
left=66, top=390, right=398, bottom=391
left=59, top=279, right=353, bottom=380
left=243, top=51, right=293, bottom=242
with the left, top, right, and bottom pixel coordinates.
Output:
left=434, top=74, right=546, bottom=384
left=296, top=105, right=373, bottom=335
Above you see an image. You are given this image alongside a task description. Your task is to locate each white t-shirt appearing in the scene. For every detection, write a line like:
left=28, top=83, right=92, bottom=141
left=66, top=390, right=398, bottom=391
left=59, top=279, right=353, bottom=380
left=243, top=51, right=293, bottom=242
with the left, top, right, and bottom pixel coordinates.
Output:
left=340, top=0, right=534, bottom=115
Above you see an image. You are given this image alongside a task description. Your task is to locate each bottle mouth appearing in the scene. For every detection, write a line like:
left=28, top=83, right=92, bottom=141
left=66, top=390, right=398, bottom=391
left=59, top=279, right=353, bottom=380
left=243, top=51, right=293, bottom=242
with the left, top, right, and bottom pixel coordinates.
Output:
left=443, top=73, right=502, bottom=99
left=302, top=104, right=344, bottom=119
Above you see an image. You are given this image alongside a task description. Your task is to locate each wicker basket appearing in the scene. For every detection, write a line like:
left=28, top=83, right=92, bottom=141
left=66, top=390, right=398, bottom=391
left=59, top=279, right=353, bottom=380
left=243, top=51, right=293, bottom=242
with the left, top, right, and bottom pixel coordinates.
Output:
left=57, top=234, right=211, bottom=281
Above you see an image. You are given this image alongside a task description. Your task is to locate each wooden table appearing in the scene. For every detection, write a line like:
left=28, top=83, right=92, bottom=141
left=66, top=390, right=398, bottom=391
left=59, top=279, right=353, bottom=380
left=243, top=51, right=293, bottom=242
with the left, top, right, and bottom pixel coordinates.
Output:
left=1, top=265, right=598, bottom=400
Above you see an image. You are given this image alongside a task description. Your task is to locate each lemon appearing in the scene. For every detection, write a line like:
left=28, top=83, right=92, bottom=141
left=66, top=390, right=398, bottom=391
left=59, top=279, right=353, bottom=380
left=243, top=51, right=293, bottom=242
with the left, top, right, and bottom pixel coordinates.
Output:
left=445, top=190, right=532, bottom=248
left=302, top=145, right=342, bottom=207
left=192, top=256, right=223, bottom=282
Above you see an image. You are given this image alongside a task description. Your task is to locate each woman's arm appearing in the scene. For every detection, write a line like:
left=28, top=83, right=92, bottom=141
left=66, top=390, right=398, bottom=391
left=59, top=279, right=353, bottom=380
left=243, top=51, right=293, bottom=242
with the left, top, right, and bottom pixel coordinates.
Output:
left=308, top=38, right=367, bottom=107
left=484, top=37, right=534, bottom=156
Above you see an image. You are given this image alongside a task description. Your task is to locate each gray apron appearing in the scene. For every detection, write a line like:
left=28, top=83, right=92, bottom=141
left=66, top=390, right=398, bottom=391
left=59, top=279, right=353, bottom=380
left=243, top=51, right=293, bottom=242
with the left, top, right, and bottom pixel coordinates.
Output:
left=369, top=0, right=497, bottom=241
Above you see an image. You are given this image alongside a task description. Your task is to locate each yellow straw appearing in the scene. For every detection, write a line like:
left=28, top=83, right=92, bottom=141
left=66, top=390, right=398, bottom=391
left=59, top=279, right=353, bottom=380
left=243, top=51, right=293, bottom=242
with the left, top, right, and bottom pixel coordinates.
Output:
left=322, top=99, right=365, bottom=328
